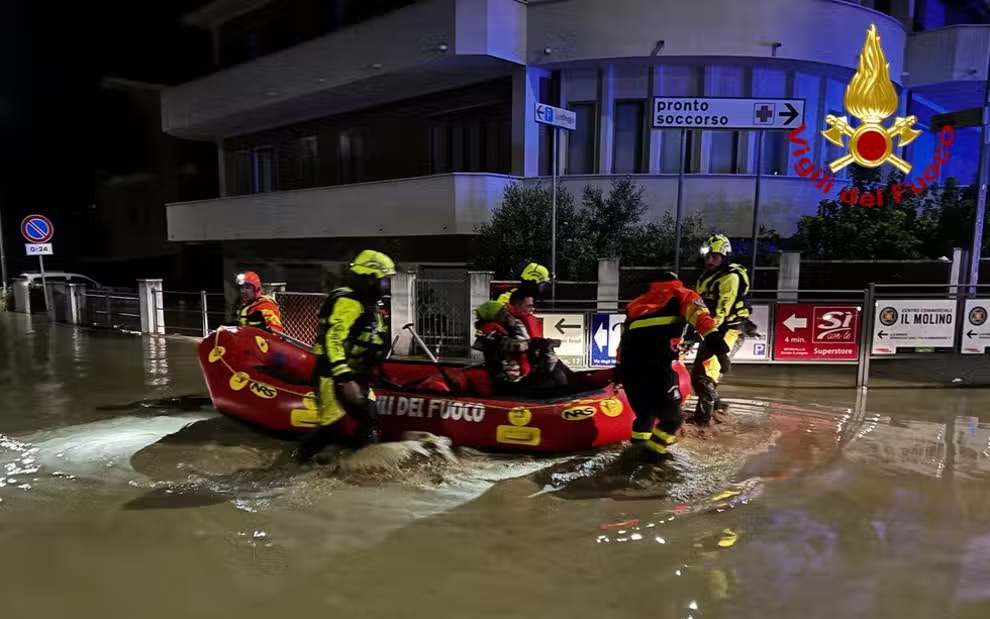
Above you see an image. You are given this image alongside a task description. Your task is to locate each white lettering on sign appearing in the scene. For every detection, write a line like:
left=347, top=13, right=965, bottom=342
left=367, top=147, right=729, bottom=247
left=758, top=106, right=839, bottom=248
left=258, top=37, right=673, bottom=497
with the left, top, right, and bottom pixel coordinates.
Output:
left=871, top=299, right=957, bottom=355
left=815, top=310, right=856, bottom=342
left=377, top=395, right=486, bottom=423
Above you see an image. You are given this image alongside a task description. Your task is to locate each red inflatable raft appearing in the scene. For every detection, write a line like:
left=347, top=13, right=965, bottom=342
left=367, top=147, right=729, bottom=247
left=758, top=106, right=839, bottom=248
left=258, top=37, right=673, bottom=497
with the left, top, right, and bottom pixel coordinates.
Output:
left=197, top=326, right=692, bottom=453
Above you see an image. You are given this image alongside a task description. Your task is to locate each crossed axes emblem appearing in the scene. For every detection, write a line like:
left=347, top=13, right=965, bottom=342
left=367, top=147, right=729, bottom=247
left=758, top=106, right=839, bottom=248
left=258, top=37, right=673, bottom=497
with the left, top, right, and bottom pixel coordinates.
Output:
left=822, top=114, right=922, bottom=174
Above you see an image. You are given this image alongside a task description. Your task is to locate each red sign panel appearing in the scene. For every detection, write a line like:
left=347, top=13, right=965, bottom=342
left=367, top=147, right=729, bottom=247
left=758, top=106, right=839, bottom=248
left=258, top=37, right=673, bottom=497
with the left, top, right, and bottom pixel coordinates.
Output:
left=773, top=304, right=861, bottom=360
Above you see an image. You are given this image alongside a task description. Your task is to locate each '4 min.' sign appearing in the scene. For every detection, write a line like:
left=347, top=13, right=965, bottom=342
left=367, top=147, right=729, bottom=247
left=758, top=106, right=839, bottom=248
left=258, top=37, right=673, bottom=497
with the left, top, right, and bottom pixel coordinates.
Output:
left=773, top=304, right=861, bottom=361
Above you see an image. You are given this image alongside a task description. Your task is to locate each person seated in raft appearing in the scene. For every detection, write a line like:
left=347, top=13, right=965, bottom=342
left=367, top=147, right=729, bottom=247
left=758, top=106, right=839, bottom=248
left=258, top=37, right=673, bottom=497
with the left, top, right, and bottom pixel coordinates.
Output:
left=504, top=291, right=572, bottom=388
left=472, top=300, right=569, bottom=396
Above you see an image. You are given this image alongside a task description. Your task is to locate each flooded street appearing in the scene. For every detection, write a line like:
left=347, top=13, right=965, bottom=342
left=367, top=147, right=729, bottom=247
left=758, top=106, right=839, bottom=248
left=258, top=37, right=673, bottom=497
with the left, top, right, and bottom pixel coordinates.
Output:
left=2, top=312, right=990, bottom=619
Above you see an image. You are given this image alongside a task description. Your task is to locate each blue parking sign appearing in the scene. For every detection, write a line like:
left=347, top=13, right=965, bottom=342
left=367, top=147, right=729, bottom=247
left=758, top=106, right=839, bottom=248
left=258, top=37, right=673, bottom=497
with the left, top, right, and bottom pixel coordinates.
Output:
left=590, top=313, right=624, bottom=366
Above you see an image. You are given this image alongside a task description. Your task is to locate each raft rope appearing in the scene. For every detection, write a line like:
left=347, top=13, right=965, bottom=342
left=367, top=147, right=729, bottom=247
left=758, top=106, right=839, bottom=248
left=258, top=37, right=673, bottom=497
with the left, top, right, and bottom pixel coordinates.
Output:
left=206, top=327, right=623, bottom=413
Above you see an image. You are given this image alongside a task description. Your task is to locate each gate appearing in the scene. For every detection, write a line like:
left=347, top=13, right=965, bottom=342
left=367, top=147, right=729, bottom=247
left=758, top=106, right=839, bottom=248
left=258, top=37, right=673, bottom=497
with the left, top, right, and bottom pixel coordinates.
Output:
left=415, top=271, right=469, bottom=359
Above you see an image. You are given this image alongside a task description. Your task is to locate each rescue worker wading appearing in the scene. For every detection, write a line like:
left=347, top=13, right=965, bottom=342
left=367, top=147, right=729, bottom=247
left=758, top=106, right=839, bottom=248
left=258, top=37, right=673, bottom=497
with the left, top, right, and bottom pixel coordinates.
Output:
left=614, top=273, right=730, bottom=462
left=235, top=271, right=283, bottom=333
left=688, top=234, right=753, bottom=425
left=291, top=250, right=395, bottom=463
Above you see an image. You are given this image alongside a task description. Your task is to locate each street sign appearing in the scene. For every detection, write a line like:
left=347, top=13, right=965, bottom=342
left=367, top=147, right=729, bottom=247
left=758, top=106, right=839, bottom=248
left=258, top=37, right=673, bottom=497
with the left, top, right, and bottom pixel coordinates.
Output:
left=538, top=313, right=586, bottom=367
left=534, top=103, right=577, bottom=131
left=21, top=214, right=54, bottom=244
left=871, top=300, right=957, bottom=355
left=773, top=304, right=860, bottom=360
left=960, top=300, right=990, bottom=354
left=25, top=243, right=53, bottom=256
left=652, top=97, right=806, bottom=130
left=536, top=103, right=577, bottom=130
left=590, top=313, right=625, bottom=366
left=682, top=305, right=771, bottom=362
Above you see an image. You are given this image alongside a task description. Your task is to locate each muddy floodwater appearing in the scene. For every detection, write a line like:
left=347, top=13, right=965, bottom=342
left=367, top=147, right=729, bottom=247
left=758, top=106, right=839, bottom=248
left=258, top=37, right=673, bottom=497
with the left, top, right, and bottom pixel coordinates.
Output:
left=2, top=312, right=990, bottom=619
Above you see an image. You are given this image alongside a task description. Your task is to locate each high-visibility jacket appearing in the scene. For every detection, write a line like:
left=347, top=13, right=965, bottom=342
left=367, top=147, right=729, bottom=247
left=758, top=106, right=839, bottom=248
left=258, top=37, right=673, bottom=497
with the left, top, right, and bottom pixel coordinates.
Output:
left=312, top=287, right=389, bottom=384
left=695, top=263, right=751, bottom=329
left=618, top=281, right=719, bottom=372
left=238, top=295, right=283, bottom=333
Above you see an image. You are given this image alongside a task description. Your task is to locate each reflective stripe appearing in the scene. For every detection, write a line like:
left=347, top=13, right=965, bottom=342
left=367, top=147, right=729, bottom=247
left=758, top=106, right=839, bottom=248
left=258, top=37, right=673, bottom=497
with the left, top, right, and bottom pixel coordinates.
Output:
left=651, top=428, right=677, bottom=445
left=627, top=315, right=684, bottom=330
left=631, top=431, right=652, bottom=441
left=644, top=440, right=669, bottom=454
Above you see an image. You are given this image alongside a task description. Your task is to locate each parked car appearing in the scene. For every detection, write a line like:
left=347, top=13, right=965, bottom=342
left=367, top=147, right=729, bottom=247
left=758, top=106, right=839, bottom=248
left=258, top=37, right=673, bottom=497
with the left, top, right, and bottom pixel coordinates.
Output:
left=18, top=271, right=104, bottom=289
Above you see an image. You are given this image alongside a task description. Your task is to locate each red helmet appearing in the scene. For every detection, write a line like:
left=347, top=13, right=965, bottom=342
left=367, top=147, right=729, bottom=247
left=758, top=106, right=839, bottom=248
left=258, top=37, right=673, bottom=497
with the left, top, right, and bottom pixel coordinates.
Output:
left=236, top=271, right=262, bottom=293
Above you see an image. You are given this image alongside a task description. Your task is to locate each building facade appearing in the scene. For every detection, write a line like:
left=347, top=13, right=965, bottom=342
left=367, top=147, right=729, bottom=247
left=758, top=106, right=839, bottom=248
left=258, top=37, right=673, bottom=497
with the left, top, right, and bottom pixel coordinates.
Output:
left=161, top=0, right=989, bottom=288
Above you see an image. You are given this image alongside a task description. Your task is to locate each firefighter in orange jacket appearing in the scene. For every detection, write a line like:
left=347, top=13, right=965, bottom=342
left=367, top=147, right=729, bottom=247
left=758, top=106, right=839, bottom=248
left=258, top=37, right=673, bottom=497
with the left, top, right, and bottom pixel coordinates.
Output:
left=235, top=271, right=283, bottom=333
left=614, top=272, right=730, bottom=462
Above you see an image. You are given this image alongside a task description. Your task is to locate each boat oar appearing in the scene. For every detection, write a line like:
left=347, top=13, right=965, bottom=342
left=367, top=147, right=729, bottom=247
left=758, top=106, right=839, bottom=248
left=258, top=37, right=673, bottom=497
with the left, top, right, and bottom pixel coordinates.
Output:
left=402, top=323, right=459, bottom=393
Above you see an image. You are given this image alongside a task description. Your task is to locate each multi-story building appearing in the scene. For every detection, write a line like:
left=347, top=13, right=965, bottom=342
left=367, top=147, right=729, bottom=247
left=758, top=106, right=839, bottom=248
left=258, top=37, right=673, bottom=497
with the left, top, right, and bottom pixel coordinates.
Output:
left=161, top=0, right=989, bottom=288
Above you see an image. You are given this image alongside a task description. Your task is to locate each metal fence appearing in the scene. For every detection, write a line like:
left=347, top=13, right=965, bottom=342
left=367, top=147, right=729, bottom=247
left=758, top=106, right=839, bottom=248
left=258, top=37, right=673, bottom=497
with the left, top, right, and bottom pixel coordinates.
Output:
left=619, top=266, right=781, bottom=300
left=160, top=290, right=228, bottom=337
left=417, top=277, right=470, bottom=358
left=81, top=289, right=142, bottom=332
left=275, top=291, right=327, bottom=344
left=490, top=279, right=600, bottom=312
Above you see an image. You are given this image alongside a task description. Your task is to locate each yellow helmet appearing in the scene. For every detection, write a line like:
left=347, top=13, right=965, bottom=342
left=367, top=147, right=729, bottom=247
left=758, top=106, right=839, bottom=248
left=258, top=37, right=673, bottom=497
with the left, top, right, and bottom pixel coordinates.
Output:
left=520, top=262, right=550, bottom=284
left=475, top=301, right=506, bottom=322
left=701, top=234, right=732, bottom=257
left=350, top=250, right=396, bottom=279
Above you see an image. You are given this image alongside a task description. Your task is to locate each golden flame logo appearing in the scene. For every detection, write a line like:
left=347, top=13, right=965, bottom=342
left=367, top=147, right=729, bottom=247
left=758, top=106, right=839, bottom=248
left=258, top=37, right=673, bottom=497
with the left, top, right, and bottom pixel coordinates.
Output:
left=822, top=24, right=921, bottom=174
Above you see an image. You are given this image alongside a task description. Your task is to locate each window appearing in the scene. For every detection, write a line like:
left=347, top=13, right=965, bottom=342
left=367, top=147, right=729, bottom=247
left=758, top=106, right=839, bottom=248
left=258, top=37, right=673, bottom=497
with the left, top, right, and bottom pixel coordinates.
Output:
left=428, top=103, right=510, bottom=174
left=613, top=101, right=646, bottom=174
left=251, top=146, right=276, bottom=193
left=761, top=132, right=789, bottom=176
left=661, top=130, right=697, bottom=174
left=567, top=103, right=597, bottom=175
left=338, top=129, right=364, bottom=184
left=824, top=109, right=848, bottom=179
left=299, top=136, right=319, bottom=188
left=233, top=149, right=253, bottom=195
left=710, top=132, right=741, bottom=174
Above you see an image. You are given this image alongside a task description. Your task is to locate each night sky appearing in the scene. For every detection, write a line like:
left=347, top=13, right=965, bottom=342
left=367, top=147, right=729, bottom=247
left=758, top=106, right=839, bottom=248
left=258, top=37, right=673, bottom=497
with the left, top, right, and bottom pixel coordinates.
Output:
left=0, top=0, right=209, bottom=246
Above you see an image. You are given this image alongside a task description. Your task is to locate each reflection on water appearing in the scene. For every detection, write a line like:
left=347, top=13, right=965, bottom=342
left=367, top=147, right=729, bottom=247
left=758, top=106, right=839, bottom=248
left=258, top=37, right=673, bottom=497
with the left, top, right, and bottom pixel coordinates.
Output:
left=2, top=312, right=990, bottom=618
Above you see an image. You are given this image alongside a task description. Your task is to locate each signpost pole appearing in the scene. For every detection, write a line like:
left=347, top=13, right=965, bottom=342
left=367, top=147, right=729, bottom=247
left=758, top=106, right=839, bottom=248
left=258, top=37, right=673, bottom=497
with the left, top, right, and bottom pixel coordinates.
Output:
left=0, top=200, right=8, bottom=294
left=551, top=126, right=559, bottom=306
left=38, top=254, right=50, bottom=314
left=674, top=128, right=687, bottom=274
left=967, top=74, right=990, bottom=295
left=750, top=129, right=765, bottom=278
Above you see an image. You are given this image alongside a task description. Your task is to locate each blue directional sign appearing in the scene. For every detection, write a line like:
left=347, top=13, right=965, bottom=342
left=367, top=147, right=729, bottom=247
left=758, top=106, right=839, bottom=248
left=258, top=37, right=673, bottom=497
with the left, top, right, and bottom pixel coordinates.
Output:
left=534, top=103, right=577, bottom=131
left=590, top=313, right=625, bottom=366
left=21, top=214, right=54, bottom=244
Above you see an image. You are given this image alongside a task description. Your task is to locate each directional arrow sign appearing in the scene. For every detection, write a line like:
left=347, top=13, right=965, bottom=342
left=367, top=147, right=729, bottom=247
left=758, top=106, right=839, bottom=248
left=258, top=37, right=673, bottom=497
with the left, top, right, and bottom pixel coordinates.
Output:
left=968, top=330, right=977, bottom=339
left=782, top=314, right=808, bottom=332
left=653, top=97, right=806, bottom=130
left=877, top=331, right=887, bottom=339
left=594, top=323, right=607, bottom=352
left=778, top=102, right=800, bottom=125
left=541, top=313, right=587, bottom=367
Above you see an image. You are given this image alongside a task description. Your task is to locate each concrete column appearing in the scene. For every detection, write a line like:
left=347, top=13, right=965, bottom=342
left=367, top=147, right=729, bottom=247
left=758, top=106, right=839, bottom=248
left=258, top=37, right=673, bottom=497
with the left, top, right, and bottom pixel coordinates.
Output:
left=598, top=65, right=615, bottom=174
left=949, top=247, right=964, bottom=297
left=777, top=251, right=801, bottom=302
left=511, top=66, right=550, bottom=176
left=468, top=271, right=494, bottom=361
left=138, top=278, right=165, bottom=335
left=596, top=259, right=620, bottom=311
left=647, top=65, right=662, bottom=174
left=389, top=272, right=417, bottom=358
left=216, top=138, right=228, bottom=197
left=13, top=279, right=30, bottom=314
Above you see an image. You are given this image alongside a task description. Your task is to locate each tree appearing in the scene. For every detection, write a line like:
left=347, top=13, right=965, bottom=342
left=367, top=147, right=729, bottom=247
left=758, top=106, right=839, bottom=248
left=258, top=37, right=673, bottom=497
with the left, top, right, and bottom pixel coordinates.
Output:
left=473, top=177, right=711, bottom=279
left=471, top=182, right=586, bottom=279
left=792, top=166, right=929, bottom=259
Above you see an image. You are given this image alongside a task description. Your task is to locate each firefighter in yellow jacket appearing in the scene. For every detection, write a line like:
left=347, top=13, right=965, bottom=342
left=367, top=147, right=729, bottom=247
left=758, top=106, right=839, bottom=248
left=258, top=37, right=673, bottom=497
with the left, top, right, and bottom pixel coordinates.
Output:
left=496, top=262, right=551, bottom=305
left=688, top=234, right=752, bottom=424
left=292, top=250, right=395, bottom=463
